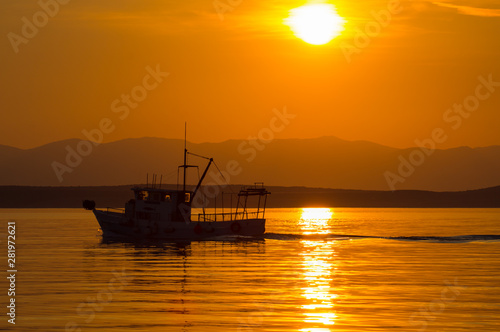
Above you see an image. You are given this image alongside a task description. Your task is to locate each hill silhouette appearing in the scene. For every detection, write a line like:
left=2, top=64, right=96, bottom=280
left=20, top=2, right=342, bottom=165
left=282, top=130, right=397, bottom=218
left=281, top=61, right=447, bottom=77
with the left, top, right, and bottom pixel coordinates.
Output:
left=0, top=137, right=499, bottom=191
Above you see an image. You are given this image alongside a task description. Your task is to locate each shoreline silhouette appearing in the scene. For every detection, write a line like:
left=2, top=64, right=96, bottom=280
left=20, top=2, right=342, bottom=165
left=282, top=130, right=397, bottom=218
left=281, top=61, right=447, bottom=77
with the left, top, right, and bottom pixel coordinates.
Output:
left=1, top=184, right=499, bottom=208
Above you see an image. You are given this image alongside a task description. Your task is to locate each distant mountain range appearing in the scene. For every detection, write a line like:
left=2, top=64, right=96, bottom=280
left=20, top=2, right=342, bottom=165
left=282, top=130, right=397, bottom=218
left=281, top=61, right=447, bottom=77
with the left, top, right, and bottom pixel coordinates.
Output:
left=1, top=136, right=499, bottom=191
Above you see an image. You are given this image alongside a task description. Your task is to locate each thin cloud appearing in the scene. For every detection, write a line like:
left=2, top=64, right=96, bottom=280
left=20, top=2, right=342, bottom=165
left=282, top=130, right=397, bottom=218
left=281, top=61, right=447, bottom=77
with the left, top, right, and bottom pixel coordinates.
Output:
left=44, top=1, right=216, bottom=35
left=431, top=1, right=500, bottom=17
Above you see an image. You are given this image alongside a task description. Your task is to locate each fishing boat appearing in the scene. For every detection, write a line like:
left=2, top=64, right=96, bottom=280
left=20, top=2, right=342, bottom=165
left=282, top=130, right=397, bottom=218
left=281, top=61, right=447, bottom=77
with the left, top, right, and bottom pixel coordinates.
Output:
left=83, top=140, right=270, bottom=240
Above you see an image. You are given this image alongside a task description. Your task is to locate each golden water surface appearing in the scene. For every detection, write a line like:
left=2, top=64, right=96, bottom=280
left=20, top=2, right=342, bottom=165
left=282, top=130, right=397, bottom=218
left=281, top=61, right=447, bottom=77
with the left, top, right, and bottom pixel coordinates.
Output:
left=1, top=208, right=500, bottom=331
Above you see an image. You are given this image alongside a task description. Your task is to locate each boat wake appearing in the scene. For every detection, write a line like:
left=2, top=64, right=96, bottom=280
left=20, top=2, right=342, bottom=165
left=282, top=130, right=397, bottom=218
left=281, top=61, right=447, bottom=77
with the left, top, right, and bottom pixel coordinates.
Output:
left=100, top=233, right=500, bottom=245
left=384, top=234, right=500, bottom=243
left=263, top=233, right=500, bottom=243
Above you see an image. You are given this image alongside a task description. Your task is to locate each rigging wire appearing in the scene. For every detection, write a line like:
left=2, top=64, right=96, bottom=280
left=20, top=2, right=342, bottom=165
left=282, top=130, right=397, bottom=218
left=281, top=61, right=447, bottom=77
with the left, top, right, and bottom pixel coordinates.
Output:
left=211, top=161, right=245, bottom=210
left=187, top=151, right=211, bottom=160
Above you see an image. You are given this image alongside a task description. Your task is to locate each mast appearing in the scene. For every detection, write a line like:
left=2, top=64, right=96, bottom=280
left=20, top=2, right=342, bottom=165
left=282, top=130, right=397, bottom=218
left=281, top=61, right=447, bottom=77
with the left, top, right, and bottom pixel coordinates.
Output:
left=178, top=123, right=199, bottom=193
left=183, top=122, right=187, bottom=192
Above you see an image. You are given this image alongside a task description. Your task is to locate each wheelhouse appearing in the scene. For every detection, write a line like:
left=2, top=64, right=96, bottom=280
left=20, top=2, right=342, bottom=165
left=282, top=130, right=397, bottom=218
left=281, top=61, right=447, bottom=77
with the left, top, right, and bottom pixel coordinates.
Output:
left=125, top=187, right=194, bottom=223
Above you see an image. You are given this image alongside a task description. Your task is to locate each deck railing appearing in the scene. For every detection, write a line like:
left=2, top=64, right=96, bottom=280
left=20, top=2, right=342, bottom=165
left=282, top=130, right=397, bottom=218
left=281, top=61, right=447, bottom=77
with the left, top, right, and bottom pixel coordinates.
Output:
left=197, top=211, right=264, bottom=222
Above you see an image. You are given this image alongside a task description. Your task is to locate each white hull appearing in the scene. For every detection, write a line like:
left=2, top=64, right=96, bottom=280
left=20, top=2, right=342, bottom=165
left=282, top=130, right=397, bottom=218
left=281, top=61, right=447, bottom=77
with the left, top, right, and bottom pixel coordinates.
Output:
left=93, top=209, right=265, bottom=240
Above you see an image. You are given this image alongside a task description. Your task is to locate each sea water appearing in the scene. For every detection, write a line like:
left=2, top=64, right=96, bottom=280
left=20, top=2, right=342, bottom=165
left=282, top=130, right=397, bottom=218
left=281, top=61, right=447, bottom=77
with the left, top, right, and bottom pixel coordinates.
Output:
left=0, top=208, right=499, bottom=331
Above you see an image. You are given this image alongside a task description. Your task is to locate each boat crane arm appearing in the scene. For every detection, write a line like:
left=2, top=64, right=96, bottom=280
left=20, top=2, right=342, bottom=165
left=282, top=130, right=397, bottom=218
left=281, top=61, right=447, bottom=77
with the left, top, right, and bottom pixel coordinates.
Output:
left=191, top=157, right=213, bottom=201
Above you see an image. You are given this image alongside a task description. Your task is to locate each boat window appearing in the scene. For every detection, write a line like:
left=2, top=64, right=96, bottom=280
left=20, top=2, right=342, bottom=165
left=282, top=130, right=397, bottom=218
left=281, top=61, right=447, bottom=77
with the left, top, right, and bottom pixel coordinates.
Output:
left=163, top=194, right=171, bottom=201
left=136, top=191, right=148, bottom=200
left=184, top=193, right=190, bottom=203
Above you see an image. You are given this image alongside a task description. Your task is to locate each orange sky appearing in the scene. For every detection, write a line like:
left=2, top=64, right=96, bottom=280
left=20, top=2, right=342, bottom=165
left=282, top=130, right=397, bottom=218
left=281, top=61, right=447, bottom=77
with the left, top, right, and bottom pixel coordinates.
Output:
left=1, top=0, right=500, bottom=149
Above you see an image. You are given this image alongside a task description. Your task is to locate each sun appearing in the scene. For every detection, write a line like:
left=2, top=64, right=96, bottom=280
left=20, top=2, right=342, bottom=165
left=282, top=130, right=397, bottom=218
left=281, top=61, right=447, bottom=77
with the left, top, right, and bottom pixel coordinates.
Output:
left=284, top=3, right=346, bottom=45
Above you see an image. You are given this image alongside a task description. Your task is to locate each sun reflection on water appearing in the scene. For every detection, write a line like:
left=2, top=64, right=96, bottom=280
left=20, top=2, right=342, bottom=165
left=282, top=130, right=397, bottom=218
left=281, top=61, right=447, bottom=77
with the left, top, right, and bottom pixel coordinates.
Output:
left=300, top=208, right=334, bottom=235
left=299, top=208, right=337, bottom=331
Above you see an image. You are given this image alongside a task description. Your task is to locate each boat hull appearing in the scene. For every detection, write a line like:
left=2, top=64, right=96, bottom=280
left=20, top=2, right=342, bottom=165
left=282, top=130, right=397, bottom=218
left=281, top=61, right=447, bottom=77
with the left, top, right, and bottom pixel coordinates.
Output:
left=93, top=209, right=265, bottom=240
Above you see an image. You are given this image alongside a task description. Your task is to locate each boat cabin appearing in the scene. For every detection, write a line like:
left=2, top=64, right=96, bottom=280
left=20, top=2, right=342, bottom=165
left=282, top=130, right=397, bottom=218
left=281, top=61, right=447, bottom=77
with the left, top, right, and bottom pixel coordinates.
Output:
left=125, top=187, right=193, bottom=223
